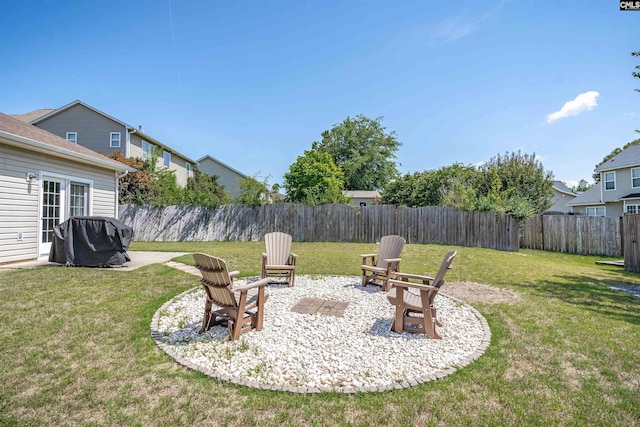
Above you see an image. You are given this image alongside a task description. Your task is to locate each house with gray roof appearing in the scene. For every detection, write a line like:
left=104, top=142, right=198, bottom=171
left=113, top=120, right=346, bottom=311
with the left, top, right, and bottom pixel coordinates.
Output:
left=568, top=143, right=640, bottom=217
left=546, top=181, right=578, bottom=213
left=13, top=100, right=197, bottom=187
left=197, top=155, right=248, bottom=198
left=0, top=112, right=134, bottom=263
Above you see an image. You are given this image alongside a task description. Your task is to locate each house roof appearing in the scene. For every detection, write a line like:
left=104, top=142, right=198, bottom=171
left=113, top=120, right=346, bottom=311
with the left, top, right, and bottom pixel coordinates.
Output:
left=594, top=144, right=640, bottom=172
left=343, top=190, right=381, bottom=199
left=0, top=113, right=134, bottom=173
left=197, top=155, right=248, bottom=178
left=10, top=109, right=55, bottom=123
left=28, top=100, right=197, bottom=164
left=552, top=180, right=576, bottom=196
left=566, top=182, right=603, bottom=206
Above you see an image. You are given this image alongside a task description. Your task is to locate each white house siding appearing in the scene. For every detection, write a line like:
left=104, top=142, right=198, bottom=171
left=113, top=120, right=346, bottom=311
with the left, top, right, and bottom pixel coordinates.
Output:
left=0, top=143, right=117, bottom=264
left=198, top=157, right=245, bottom=198
left=35, top=104, right=127, bottom=156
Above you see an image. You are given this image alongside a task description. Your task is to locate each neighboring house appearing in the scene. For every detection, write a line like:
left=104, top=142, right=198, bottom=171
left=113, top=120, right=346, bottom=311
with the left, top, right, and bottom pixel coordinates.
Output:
left=545, top=181, right=578, bottom=213
left=13, top=100, right=197, bottom=187
left=568, top=144, right=640, bottom=217
left=343, top=190, right=381, bottom=207
left=197, top=155, right=248, bottom=199
left=0, top=113, right=134, bottom=264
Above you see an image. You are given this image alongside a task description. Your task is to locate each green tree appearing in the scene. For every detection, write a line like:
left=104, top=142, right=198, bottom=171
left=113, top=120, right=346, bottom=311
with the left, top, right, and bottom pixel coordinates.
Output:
left=477, top=151, right=553, bottom=215
left=312, top=115, right=401, bottom=191
left=107, top=152, right=155, bottom=205
left=183, top=168, right=231, bottom=207
left=236, top=175, right=270, bottom=206
left=572, top=179, right=591, bottom=193
left=283, top=150, right=349, bottom=205
left=381, top=164, right=478, bottom=207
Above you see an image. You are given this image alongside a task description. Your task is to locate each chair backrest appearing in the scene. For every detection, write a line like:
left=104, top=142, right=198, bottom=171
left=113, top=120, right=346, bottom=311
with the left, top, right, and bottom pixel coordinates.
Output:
left=429, top=250, right=457, bottom=302
left=376, top=235, right=406, bottom=268
left=192, top=253, right=236, bottom=307
left=264, top=232, right=292, bottom=265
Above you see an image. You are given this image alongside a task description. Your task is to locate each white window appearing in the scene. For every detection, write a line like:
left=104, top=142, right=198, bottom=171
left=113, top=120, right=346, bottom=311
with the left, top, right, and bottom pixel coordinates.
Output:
left=110, top=132, right=121, bottom=148
left=626, top=204, right=640, bottom=214
left=163, top=151, right=171, bottom=168
left=69, top=182, right=88, bottom=217
left=586, top=207, right=606, bottom=217
left=142, top=141, right=153, bottom=161
left=632, top=169, right=640, bottom=188
left=66, top=132, right=77, bottom=144
left=186, top=162, right=191, bottom=178
left=604, top=172, right=615, bottom=191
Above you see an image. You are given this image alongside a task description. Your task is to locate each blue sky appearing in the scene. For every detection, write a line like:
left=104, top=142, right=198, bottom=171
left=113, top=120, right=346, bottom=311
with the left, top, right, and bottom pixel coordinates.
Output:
left=1, top=1, right=638, bottom=189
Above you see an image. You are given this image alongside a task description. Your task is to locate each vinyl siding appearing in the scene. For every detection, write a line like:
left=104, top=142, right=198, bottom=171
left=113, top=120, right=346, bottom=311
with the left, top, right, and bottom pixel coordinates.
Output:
left=600, top=168, right=639, bottom=202
left=198, top=158, right=244, bottom=198
left=0, top=143, right=117, bottom=264
left=34, top=104, right=127, bottom=155
left=547, top=191, right=576, bottom=213
left=129, top=133, right=191, bottom=187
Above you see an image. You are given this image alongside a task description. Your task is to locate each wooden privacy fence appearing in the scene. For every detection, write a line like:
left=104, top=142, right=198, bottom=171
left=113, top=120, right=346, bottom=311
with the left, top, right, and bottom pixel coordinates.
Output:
left=623, top=214, right=640, bottom=272
left=520, top=215, right=622, bottom=257
left=119, top=204, right=520, bottom=251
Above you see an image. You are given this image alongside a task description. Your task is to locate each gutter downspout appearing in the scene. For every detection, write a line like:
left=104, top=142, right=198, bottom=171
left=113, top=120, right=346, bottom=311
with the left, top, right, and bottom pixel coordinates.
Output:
left=115, top=170, right=129, bottom=219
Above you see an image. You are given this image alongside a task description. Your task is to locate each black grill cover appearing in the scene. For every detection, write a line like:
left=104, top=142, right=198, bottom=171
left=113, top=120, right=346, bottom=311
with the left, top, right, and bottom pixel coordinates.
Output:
left=49, top=217, right=134, bottom=267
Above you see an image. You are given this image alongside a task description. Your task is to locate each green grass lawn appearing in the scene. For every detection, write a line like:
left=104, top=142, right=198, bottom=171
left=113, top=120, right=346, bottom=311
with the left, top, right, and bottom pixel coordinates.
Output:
left=0, top=242, right=638, bottom=426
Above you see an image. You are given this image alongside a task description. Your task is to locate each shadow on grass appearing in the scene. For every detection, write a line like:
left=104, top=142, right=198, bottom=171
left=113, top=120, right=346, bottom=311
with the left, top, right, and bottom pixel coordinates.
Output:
left=511, top=273, right=640, bottom=325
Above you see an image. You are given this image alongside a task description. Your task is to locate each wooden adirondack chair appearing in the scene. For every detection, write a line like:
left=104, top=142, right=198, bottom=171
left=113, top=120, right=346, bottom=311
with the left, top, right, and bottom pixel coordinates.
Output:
left=386, top=251, right=457, bottom=339
left=262, top=232, right=297, bottom=287
left=193, top=253, right=270, bottom=341
left=360, top=235, right=406, bottom=292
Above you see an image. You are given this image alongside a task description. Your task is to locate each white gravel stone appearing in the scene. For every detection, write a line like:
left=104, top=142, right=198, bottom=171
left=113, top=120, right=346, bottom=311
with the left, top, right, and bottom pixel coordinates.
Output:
left=154, top=275, right=488, bottom=392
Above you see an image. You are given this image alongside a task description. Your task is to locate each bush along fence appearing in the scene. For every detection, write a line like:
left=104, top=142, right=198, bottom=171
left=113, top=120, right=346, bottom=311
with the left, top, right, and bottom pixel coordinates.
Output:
left=519, top=215, right=622, bottom=257
left=119, top=204, right=520, bottom=251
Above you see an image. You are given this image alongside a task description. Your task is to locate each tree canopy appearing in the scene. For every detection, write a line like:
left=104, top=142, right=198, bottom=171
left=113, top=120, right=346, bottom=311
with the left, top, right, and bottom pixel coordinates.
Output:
left=109, top=152, right=230, bottom=207
left=283, top=150, right=349, bottom=205
left=311, top=115, right=401, bottom=191
left=381, top=151, right=554, bottom=220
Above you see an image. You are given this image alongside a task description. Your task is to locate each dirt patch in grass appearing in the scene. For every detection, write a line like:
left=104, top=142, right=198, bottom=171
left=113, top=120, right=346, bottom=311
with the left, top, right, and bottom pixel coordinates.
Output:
left=441, top=282, right=521, bottom=304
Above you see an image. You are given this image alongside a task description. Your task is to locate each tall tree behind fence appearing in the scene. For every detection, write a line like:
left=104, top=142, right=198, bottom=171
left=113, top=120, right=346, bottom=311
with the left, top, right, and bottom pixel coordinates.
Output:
left=119, top=204, right=519, bottom=251
left=520, top=215, right=622, bottom=257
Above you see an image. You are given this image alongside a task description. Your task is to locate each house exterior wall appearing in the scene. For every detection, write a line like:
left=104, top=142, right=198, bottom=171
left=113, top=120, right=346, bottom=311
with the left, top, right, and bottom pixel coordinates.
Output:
left=198, top=157, right=244, bottom=198
left=0, top=142, right=117, bottom=264
left=129, top=132, right=191, bottom=187
left=600, top=168, right=639, bottom=202
left=34, top=104, right=127, bottom=156
left=348, top=196, right=377, bottom=207
left=548, top=191, right=575, bottom=213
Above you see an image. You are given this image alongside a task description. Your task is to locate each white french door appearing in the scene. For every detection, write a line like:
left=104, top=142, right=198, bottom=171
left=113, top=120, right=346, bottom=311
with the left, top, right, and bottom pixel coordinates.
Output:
left=39, top=177, right=66, bottom=256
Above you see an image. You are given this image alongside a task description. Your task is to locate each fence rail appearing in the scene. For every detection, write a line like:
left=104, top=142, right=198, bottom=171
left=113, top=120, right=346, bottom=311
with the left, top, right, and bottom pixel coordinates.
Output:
left=119, top=204, right=520, bottom=251
left=520, top=215, right=622, bottom=257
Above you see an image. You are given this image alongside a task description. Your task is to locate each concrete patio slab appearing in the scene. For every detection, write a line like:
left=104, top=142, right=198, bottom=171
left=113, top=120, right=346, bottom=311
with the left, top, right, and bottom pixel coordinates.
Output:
left=0, top=251, right=189, bottom=272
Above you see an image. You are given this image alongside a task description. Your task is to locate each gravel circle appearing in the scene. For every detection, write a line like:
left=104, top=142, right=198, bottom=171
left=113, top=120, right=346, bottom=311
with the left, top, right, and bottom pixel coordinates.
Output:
left=151, top=275, right=491, bottom=393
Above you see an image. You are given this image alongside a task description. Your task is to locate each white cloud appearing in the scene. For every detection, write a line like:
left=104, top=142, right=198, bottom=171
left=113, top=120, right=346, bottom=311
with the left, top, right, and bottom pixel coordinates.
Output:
left=546, top=91, right=599, bottom=123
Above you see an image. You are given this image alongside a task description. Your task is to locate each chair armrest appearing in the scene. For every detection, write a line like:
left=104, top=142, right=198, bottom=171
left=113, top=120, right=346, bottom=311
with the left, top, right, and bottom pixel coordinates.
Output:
left=289, top=253, right=298, bottom=265
left=392, top=272, right=435, bottom=282
left=234, top=277, right=270, bottom=292
left=361, top=254, right=377, bottom=265
left=384, top=258, right=402, bottom=263
left=360, top=253, right=377, bottom=258
left=389, top=278, right=438, bottom=292
left=262, top=253, right=267, bottom=257
left=228, top=271, right=240, bottom=279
